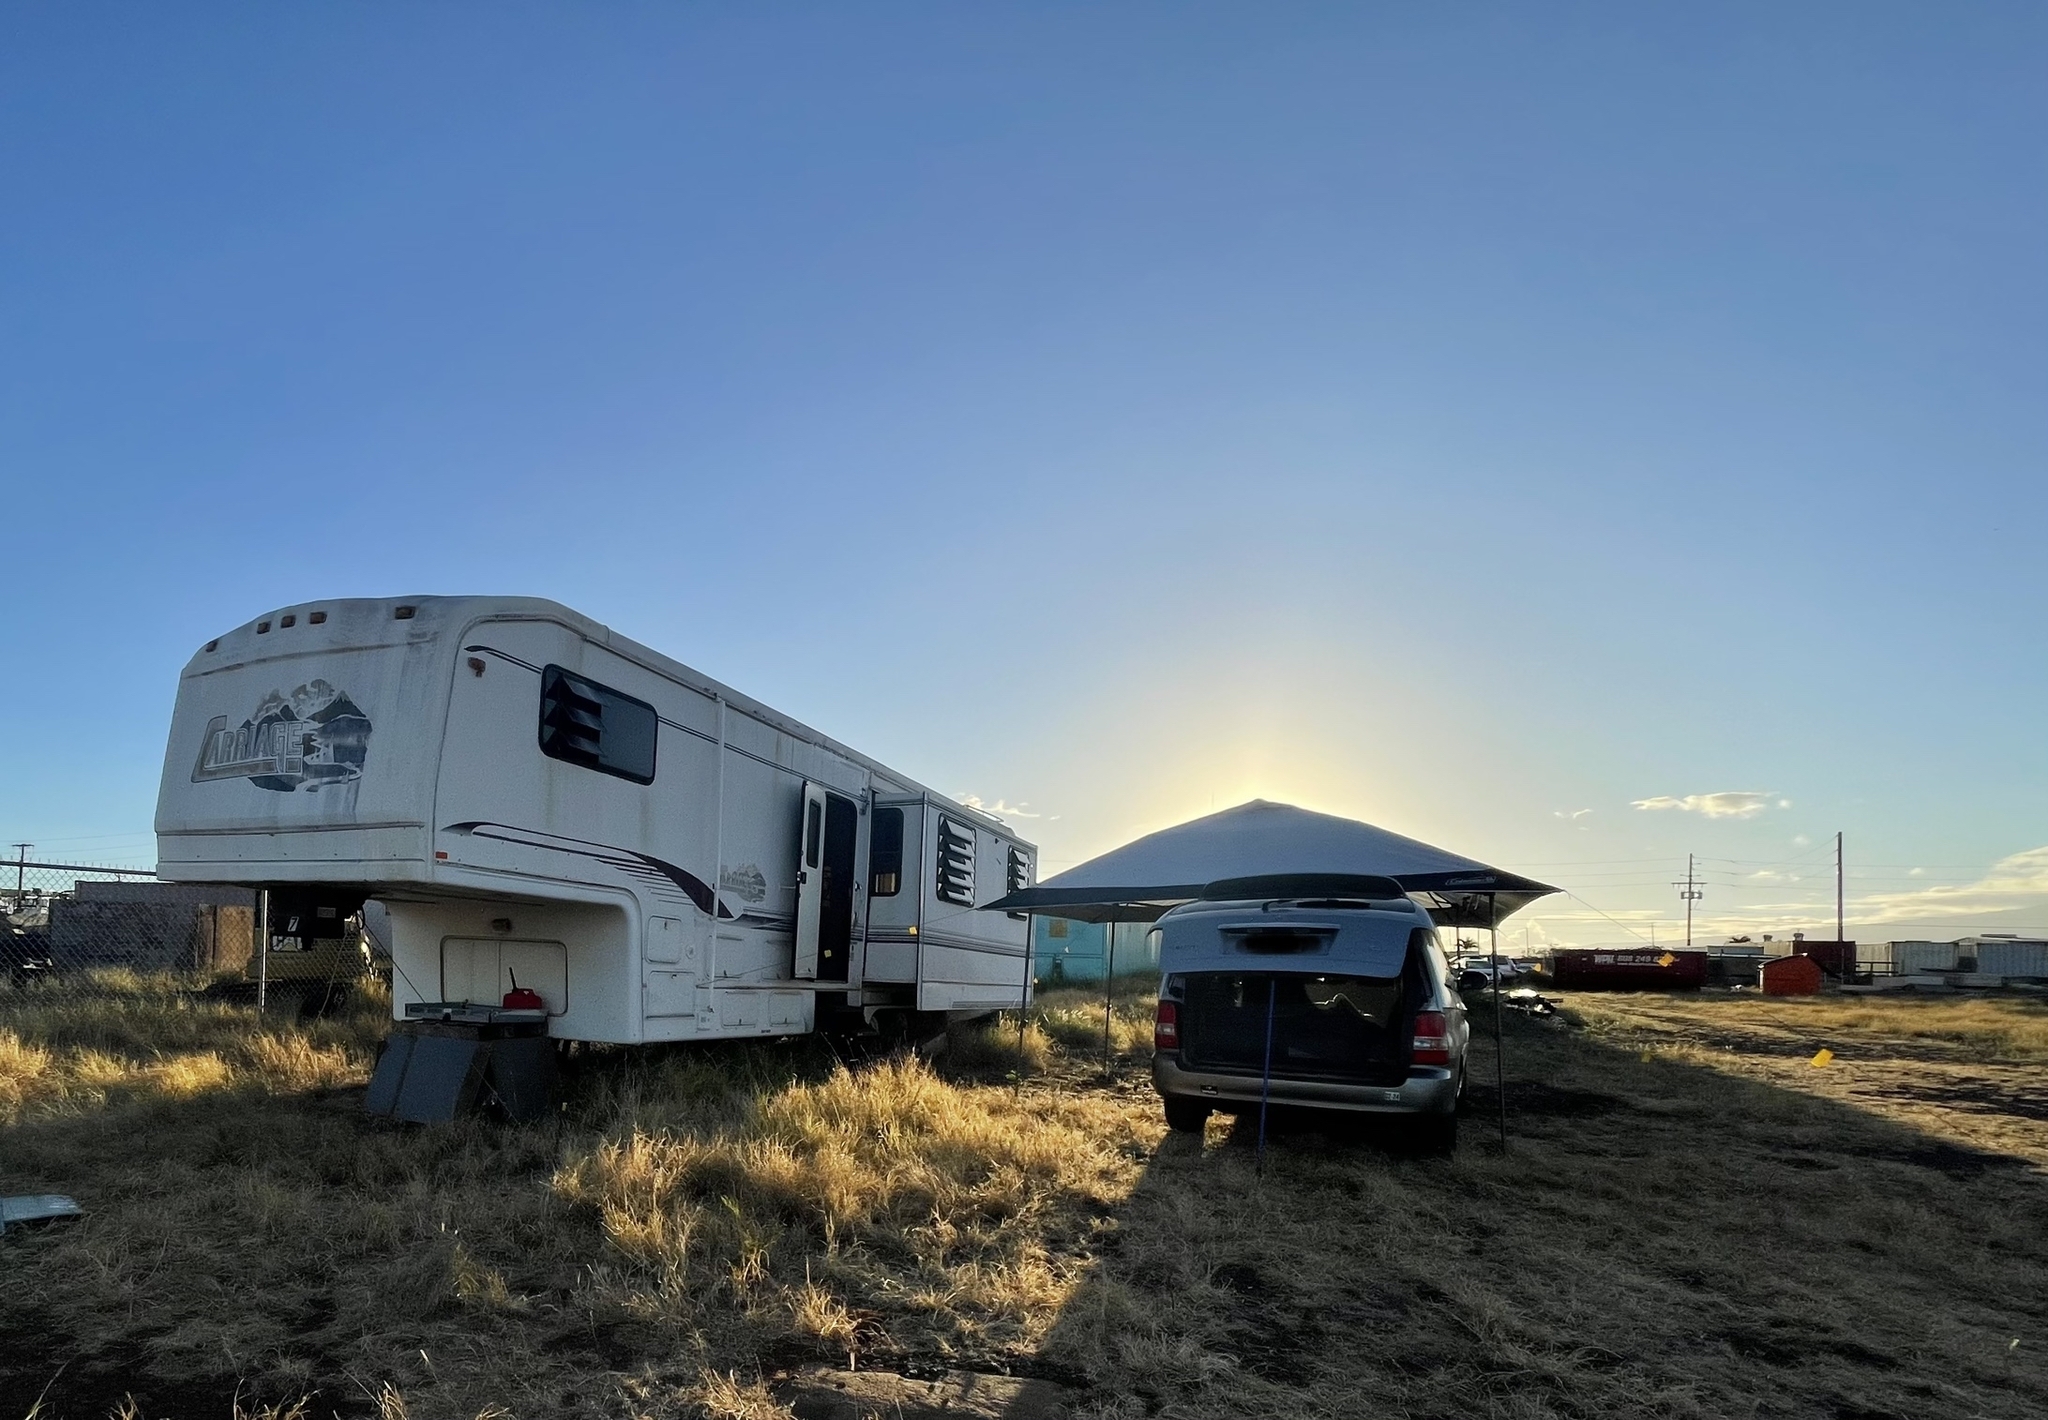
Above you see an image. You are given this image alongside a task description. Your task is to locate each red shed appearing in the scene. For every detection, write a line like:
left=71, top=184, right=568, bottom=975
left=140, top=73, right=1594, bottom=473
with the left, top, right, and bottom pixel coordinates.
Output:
left=1761, top=955, right=1824, bottom=996
left=1551, top=948, right=1708, bottom=991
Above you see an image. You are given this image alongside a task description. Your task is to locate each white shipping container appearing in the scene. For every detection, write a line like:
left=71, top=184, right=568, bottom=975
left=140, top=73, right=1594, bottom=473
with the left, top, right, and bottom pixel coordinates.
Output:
left=1890, top=941, right=1957, bottom=974
left=1964, top=938, right=2048, bottom=979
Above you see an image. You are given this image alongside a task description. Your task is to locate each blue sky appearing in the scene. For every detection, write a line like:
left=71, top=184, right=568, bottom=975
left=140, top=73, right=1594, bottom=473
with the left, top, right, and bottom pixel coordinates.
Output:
left=4, top=5, right=2044, bottom=944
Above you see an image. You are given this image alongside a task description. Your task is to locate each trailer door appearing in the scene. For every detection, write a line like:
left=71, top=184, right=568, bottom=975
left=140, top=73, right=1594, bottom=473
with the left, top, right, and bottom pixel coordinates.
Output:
left=792, top=781, right=829, bottom=978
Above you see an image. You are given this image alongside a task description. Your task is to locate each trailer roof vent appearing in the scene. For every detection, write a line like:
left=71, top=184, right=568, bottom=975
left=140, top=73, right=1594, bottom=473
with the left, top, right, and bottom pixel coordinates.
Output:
left=935, top=816, right=976, bottom=905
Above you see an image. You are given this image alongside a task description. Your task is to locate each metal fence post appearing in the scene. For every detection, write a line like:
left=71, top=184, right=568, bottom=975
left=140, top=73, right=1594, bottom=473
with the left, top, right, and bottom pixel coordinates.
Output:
left=256, top=888, right=269, bottom=1012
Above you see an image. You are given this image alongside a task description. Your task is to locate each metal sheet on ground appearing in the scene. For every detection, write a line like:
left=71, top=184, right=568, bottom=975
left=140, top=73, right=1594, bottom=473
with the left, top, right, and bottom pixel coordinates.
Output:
left=390, top=1035, right=487, bottom=1123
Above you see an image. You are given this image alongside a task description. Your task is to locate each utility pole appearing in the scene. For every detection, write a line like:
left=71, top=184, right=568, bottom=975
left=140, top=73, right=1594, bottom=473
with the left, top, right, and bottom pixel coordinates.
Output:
left=1843, top=836, right=1859, bottom=946
left=1673, top=853, right=1704, bottom=948
left=10, top=843, right=29, bottom=905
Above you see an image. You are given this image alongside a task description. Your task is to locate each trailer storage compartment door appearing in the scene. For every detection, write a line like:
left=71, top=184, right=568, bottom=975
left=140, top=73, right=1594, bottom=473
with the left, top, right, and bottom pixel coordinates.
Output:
left=1176, top=972, right=1408, bottom=1087
left=441, top=937, right=568, bottom=1016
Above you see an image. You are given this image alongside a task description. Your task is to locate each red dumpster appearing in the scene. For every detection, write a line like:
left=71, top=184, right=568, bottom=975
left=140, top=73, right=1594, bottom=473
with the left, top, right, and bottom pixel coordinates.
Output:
left=1761, top=955, right=1824, bottom=996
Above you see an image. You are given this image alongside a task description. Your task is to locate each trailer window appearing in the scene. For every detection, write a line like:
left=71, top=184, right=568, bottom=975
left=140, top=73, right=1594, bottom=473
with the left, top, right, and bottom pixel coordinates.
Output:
left=935, top=816, right=976, bottom=905
left=1005, top=845, right=1031, bottom=920
left=804, top=799, right=823, bottom=870
left=870, top=807, right=904, bottom=897
left=537, top=665, right=658, bottom=784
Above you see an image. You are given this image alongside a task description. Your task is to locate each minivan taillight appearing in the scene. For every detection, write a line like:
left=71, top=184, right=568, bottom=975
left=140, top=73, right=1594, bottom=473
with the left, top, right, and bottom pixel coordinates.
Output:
left=1411, top=1010, right=1451, bottom=1066
left=1154, top=1000, right=1180, bottom=1051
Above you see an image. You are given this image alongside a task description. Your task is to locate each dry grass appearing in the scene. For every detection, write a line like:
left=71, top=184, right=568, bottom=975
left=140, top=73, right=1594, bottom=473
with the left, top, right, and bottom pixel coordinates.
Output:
left=0, top=975, right=380, bottom=1123
left=3, top=980, right=2045, bottom=1419
left=1726, top=991, right=2048, bottom=1059
left=553, top=1051, right=1140, bottom=1360
left=1564, top=987, right=2048, bottom=1169
left=1028, top=977, right=1159, bottom=1059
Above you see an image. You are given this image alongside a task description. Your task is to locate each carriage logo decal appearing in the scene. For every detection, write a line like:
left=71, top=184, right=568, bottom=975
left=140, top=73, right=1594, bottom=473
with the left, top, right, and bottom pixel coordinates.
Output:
left=191, top=680, right=373, bottom=793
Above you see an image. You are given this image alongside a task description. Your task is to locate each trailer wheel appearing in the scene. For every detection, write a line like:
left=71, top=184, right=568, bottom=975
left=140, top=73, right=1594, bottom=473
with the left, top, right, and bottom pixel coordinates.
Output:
left=1162, top=1097, right=1211, bottom=1133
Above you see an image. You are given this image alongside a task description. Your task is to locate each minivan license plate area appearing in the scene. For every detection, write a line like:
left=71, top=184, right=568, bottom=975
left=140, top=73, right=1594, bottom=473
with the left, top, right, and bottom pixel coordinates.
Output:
left=1177, top=972, right=1407, bottom=1086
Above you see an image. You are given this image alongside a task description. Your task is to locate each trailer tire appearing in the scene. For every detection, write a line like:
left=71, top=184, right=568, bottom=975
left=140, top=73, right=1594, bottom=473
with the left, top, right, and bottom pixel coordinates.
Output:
left=1162, top=1097, right=1211, bottom=1133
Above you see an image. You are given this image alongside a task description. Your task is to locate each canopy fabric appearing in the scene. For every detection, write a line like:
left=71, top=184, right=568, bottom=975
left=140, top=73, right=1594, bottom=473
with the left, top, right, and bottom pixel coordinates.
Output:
left=984, top=800, right=1558, bottom=927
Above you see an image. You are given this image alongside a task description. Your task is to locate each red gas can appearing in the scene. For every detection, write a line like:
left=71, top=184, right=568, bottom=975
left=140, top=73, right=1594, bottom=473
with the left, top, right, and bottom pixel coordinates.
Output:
left=502, top=972, right=546, bottom=1012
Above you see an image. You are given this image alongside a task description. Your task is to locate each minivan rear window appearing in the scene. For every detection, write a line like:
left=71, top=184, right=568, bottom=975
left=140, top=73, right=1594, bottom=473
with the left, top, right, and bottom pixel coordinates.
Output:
left=1176, top=972, right=1408, bottom=1085
left=1300, top=977, right=1400, bottom=1025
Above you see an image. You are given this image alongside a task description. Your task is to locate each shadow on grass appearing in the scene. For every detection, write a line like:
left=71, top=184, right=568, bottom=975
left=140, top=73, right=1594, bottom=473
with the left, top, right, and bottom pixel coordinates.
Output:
left=1026, top=1003, right=2048, bottom=1420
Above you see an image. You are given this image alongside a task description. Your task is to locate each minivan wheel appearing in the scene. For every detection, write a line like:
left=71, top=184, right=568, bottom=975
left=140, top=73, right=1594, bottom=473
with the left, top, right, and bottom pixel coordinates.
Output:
left=1162, top=1097, right=1212, bottom=1133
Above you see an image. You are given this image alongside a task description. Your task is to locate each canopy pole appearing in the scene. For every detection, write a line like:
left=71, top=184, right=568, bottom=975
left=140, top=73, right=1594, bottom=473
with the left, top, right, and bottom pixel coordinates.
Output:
left=1018, top=915, right=1034, bottom=1067
left=1256, top=975, right=1277, bottom=1172
left=1102, top=923, right=1114, bottom=1076
left=1490, top=893, right=1506, bottom=1150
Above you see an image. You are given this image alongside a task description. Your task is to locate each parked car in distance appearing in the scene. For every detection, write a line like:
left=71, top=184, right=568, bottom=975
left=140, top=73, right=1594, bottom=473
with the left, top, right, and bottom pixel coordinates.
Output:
left=1150, top=874, right=1469, bottom=1152
left=1453, top=955, right=1529, bottom=994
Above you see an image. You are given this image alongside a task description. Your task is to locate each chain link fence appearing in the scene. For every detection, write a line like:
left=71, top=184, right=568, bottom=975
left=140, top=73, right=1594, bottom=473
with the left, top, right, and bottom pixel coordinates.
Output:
left=2, top=856, right=387, bottom=1013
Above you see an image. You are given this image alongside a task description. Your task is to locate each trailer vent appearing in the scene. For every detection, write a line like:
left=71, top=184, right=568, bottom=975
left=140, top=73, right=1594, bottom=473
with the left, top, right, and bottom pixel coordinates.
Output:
left=1006, top=846, right=1031, bottom=920
left=538, top=664, right=658, bottom=784
left=935, top=817, right=976, bottom=905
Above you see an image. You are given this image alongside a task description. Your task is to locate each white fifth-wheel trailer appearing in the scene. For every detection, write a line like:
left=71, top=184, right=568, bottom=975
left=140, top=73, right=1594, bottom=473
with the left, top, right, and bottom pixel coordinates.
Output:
left=154, top=596, right=1036, bottom=1044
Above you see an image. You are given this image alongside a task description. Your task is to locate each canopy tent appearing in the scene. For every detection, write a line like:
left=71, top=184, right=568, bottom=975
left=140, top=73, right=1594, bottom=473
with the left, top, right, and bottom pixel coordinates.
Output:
left=983, top=800, right=1558, bottom=928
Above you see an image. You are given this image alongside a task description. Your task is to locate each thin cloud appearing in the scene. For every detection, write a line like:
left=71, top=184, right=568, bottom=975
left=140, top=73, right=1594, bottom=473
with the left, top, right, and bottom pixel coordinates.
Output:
left=1853, top=845, right=2048, bottom=925
left=955, top=794, right=1042, bottom=820
left=1631, top=791, right=1774, bottom=819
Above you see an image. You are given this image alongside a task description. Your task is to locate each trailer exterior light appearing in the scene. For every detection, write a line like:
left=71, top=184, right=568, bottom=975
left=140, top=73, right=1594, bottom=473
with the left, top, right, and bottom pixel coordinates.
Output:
left=1411, top=1010, right=1451, bottom=1065
left=1154, top=999, right=1180, bottom=1051
left=394, top=605, right=417, bottom=620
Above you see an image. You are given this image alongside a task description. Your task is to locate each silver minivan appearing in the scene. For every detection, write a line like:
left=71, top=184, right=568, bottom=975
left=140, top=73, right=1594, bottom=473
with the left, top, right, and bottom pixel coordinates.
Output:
left=1149, top=874, right=1469, bottom=1150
